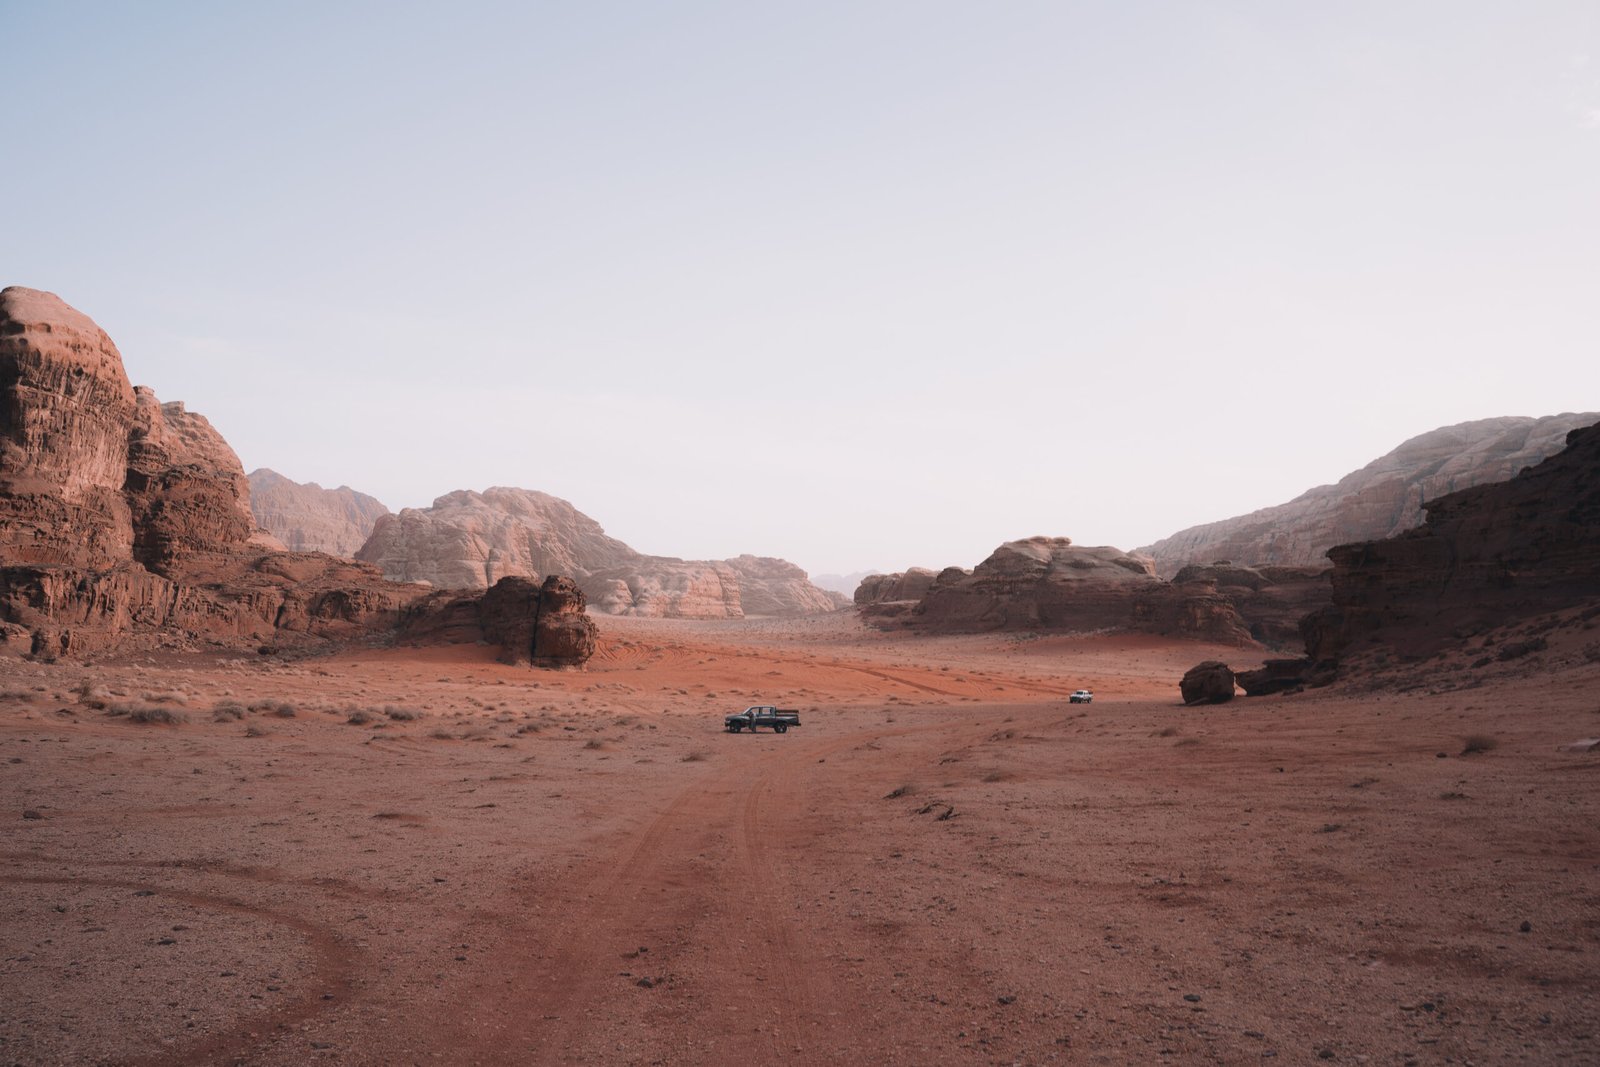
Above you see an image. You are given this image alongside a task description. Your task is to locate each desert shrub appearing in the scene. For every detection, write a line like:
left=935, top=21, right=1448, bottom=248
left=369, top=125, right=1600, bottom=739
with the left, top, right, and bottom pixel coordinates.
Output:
left=273, top=703, right=297, bottom=718
left=245, top=724, right=270, bottom=738
left=141, top=691, right=189, bottom=705
left=384, top=705, right=423, bottom=721
left=981, top=770, right=1009, bottom=783
left=582, top=739, right=604, bottom=750
left=75, top=682, right=110, bottom=710
left=346, top=709, right=374, bottom=725
left=1461, top=734, right=1499, bottom=755
left=1155, top=726, right=1179, bottom=738
left=212, top=700, right=247, bottom=721
left=0, top=689, right=38, bottom=702
left=883, top=784, right=914, bottom=800
left=680, top=750, right=709, bottom=763
left=429, top=729, right=456, bottom=740
left=120, top=703, right=188, bottom=725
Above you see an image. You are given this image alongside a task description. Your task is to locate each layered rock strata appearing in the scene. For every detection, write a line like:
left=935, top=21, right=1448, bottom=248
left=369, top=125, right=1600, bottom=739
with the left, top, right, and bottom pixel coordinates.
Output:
left=1140, top=414, right=1598, bottom=576
left=1305, top=420, right=1600, bottom=667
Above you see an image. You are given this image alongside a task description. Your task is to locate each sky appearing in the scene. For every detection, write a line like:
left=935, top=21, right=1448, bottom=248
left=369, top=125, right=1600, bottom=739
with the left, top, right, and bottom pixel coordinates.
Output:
left=4, top=1, right=1598, bottom=577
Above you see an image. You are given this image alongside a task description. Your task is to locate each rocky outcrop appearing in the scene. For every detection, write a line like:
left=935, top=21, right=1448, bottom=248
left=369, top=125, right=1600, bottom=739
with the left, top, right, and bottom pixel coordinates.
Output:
left=1140, top=415, right=1599, bottom=576
left=0, top=286, right=140, bottom=569
left=1180, top=661, right=1236, bottom=705
left=358, top=488, right=636, bottom=590
left=1171, top=562, right=1331, bottom=650
left=0, top=286, right=595, bottom=667
left=902, top=537, right=1253, bottom=643
left=580, top=559, right=743, bottom=619
left=854, top=568, right=938, bottom=607
left=356, top=487, right=840, bottom=618
left=248, top=468, right=389, bottom=557
left=1306, top=420, right=1600, bottom=667
left=726, top=555, right=848, bottom=614
left=480, top=575, right=598, bottom=667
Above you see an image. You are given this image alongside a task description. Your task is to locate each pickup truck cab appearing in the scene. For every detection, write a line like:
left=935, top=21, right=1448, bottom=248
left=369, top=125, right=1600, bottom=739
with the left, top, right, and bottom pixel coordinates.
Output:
left=725, top=706, right=801, bottom=733
left=1069, top=689, right=1093, bottom=704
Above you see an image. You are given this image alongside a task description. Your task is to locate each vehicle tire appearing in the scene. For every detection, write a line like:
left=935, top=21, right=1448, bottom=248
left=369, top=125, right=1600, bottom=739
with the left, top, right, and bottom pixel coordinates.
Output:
left=729, top=722, right=742, bottom=733
left=774, top=724, right=787, bottom=733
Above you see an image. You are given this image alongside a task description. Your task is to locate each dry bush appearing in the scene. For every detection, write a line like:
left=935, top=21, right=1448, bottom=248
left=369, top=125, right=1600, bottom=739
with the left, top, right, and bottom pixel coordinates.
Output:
left=981, top=770, right=1009, bottom=783
left=75, top=682, right=110, bottom=710
left=120, top=703, right=188, bottom=725
left=346, top=709, right=374, bottom=725
left=212, top=700, right=246, bottom=721
left=883, top=784, right=914, bottom=800
left=273, top=703, right=297, bottom=718
left=1461, top=734, right=1498, bottom=755
left=384, top=705, right=423, bottom=721
left=0, top=689, right=38, bottom=702
left=141, top=691, right=189, bottom=705
left=1155, top=725, right=1180, bottom=738
left=582, top=739, right=604, bottom=750
left=245, top=723, right=270, bottom=738
left=429, top=729, right=456, bottom=740
left=680, top=750, right=709, bottom=762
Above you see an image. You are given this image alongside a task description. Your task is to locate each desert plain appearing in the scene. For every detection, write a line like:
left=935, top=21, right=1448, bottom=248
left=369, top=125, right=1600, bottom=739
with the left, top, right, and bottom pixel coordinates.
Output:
left=3, top=611, right=1597, bottom=1066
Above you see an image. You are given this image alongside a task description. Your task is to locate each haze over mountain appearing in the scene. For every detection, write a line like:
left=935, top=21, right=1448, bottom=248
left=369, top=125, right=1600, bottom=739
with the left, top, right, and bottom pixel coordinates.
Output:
left=247, top=468, right=390, bottom=557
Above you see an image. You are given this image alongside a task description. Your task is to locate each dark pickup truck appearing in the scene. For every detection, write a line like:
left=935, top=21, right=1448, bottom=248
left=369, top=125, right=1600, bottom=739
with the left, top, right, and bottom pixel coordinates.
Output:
left=725, top=705, right=801, bottom=733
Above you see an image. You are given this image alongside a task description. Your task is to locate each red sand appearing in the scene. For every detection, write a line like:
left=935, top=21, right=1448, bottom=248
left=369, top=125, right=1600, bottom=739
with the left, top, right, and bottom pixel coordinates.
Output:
left=3, top=613, right=1598, bottom=1064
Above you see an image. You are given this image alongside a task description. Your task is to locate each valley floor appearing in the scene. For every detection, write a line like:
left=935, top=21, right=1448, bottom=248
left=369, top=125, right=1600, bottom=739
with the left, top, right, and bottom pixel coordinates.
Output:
left=2, top=614, right=1598, bottom=1065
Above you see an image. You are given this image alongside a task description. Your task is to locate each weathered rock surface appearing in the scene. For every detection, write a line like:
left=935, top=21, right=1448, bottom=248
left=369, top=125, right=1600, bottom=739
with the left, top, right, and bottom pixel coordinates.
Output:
left=580, top=559, right=743, bottom=619
left=1172, top=562, right=1331, bottom=650
left=248, top=468, right=390, bottom=557
left=854, top=568, right=939, bottom=607
left=726, top=555, right=848, bottom=614
left=0, top=287, right=594, bottom=667
left=1305, top=420, right=1600, bottom=667
left=897, top=537, right=1253, bottom=643
left=1235, top=658, right=1317, bottom=696
left=1141, top=415, right=1599, bottom=576
left=356, top=487, right=841, bottom=618
left=0, top=286, right=139, bottom=568
left=1180, top=661, right=1236, bottom=705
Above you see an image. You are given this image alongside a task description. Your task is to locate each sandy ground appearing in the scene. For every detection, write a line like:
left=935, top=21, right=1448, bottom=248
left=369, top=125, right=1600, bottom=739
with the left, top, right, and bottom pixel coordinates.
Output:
left=2, top=611, right=1598, bottom=1065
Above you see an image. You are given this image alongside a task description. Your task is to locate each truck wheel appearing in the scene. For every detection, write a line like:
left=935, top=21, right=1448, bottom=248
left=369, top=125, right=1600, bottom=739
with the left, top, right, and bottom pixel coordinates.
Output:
left=728, top=722, right=742, bottom=733
left=774, top=724, right=787, bottom=733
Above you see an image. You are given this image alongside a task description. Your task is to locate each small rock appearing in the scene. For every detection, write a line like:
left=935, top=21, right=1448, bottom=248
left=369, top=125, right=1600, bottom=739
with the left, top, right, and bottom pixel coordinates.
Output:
left=311, top=1041, right=333, bottom=1050
left=1519, top=920, right=1532, bottom=933
left=636, top=976, right=655, bottom=989
left=997, top=994, right=1016, bottom=1005
left=157, top=937, right=177, bottom=945
left=22, top=809, right=42, bottom=820
left=1183, top=993, right=1201, bottom=1003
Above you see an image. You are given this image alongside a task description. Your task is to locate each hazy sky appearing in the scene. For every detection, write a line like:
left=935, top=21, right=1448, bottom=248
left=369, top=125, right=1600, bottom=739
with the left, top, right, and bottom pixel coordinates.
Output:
left=5, top=2, right=1598, bottom=576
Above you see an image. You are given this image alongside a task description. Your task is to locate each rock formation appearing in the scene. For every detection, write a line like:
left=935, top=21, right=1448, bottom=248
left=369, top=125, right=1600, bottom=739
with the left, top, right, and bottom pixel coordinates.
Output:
left=248, top=468, right=390, bottom=557
left=854, top=568, right=939, bottom=607
left=895, top=537, right=1253, bottom=643
left=1180, top=661, right=1236, bottom=705
left=1170, top=562, right=1330, bottom=650
left=0, top=286, right=592, bottom=667
left=1140, top=414, right=1598, bottom=576
left=356, top=488, right=841, bottom=618
left=1305, top=420, right=1600, bottom=667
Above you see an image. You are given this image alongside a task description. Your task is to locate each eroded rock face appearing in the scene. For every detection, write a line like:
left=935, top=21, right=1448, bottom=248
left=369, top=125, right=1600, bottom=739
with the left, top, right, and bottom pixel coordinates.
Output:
left=1172, top=562, right=1331, bottom=651
left=0, top=286, right=138, bottom=568
left=0, top=286, right=501, bottom=660
left=854, top=568, right=938, bottom=606
left=404, top=574, right=596, bottom=668
left=358, top=487, right=636, bottom=590
left=1141, top=415, right=1599, bottom=576
left=1306, top=420, right=1600, bottom=666
left=356, top=487, right=840, bottom=618
left=580, top=559, right=742, bottom=619
left=1180, top=661, right=1236, bottom=705
left=248, top=468, right=389, bottom=557
left=906, top=536, right=1251, bottom=643
left=725, top=555, right=847, bottom=614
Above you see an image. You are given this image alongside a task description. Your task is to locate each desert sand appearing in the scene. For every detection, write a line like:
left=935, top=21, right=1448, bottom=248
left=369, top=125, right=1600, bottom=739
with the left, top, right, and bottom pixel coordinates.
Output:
left=3, top=612, right=1598, bottom=1065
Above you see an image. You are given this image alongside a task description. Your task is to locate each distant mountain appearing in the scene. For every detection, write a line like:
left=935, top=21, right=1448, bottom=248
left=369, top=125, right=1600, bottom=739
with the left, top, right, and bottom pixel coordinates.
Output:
left=355, top=487, right=843, bottom=618
left=811, top=570, right=880, bottom=596
left=247, top=469, right=390, bottom=558
left=1139, top=414, right=1599, bottom=577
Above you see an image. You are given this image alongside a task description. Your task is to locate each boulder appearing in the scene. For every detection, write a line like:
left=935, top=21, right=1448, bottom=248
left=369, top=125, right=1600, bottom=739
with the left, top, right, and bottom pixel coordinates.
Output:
left=1180, top=661, right=1236, bottom=705
left=248, top=468, right=390, bottom=557
left=854, top=568, right=938, bottom=606
left=409, top=574, right=595, bottom=668
left=1140, top=414, right=1599, bottom=576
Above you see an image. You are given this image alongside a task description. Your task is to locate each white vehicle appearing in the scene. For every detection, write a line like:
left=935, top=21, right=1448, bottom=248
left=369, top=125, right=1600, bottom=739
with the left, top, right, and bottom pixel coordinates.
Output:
left=1069, top=689, right=1093, bottom=704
